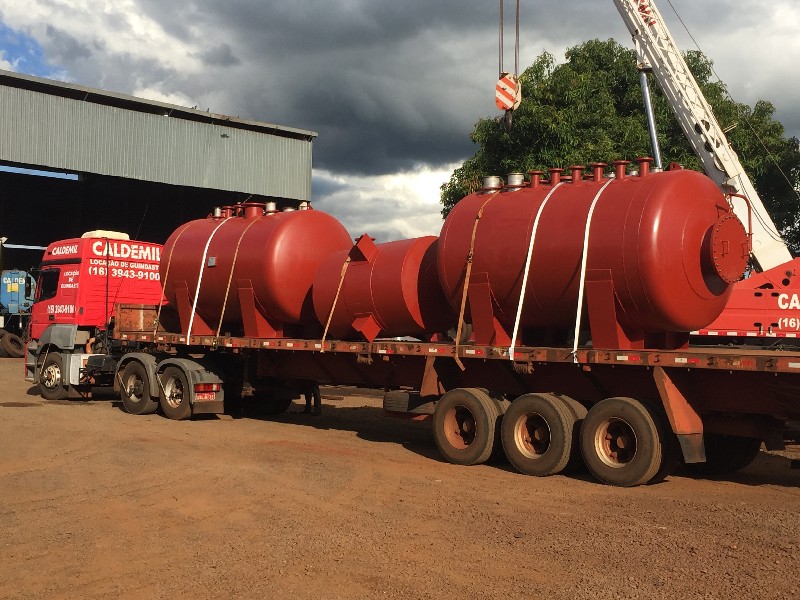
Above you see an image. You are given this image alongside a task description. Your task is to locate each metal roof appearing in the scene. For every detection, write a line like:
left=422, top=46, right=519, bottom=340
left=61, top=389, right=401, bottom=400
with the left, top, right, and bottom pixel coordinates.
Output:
left=0, top=69, right=316, bottom=201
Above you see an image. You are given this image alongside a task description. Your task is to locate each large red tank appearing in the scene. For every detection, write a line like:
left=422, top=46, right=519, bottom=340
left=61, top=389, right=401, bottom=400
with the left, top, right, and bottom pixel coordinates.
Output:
left=437, top=161, right=750, bottom=348
left=313, top=235, right=455, bottom=341
left=161, top=203, right=352, bottom=337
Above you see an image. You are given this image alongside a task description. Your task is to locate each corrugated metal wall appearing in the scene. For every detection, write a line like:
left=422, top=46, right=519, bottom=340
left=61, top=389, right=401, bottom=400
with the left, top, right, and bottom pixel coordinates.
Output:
left=0, top=85, right=313, bottom=201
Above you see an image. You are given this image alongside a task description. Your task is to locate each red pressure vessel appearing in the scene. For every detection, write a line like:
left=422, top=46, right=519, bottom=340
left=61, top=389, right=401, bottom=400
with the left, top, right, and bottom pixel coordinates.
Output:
left=161, top=203, right=352, bottom=334
left=437, top=162, right=749, bottom=341
left=313, top=235, right=455, bottom=341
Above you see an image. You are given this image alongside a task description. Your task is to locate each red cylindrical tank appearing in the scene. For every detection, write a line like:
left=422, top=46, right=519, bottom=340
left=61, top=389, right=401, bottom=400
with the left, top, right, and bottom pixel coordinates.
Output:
left=161, top=204, right=352, bottom=333
left=313, top=235, right=455, bottom=341
left=438, top=165, right=749, bottom=339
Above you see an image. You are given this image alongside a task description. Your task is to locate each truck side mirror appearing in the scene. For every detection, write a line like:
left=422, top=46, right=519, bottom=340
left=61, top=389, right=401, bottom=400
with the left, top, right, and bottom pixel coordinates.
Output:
left=25, top=275, right=35, bottom=301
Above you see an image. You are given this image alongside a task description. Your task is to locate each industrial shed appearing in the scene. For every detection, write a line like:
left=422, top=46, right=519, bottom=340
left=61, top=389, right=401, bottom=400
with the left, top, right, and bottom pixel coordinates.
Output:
left=0, top=69, right=316, bottom=268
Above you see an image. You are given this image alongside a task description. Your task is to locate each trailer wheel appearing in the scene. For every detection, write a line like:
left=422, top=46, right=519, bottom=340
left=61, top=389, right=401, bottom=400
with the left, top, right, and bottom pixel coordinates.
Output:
left=120, top=361, right=159, bottom=415
left=1, top=333, right=25, bottom=358
left=159, top=366, right=192, bottom=420
left=559, top=395, right=588, bottom=473
left=501, top=393, right=578, bottom=476
left=580, top=397, right=663, bottom=487
left=39, top=353, right=68, bottom=400
left=433, top=388, right=499, bottom=466
left=689, top=434, right=762, bottom=475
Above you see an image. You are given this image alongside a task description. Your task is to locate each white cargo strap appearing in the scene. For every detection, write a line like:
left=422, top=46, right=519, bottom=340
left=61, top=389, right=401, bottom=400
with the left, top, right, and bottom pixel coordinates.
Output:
left=215, top=217, right=261, bottom=342
left=187, top=218, right=232, bottom=339
left=572, top=179, right=614, bottom=362
left=509, top=182, right=564, bottom=360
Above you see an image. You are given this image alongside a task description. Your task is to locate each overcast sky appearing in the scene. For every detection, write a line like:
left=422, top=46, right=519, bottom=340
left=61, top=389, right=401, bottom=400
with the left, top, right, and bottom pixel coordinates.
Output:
left=0, top=0, right=798, bottom=241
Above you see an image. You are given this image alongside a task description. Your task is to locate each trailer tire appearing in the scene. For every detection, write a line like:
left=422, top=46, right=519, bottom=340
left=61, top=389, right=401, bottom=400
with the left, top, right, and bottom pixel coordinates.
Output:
left=559, top=395, right=588, bottom=473
left=159, top=366, right=192, bottom=420
left=39, top=353, right=68, bottom=400
left=120, top=361, right=159, bottom=415
left=501, top=393, right=577, bottom=476
left=0, top=333, right=25, bottom=358
left=689, top=434, right=762, bottom=475
left=580, top=397, right=663, bottom=487
left=433, top=388, right=499, bottom=466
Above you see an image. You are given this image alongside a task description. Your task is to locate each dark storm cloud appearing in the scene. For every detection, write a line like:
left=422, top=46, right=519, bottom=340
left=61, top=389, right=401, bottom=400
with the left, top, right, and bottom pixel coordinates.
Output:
left=311, top=174, right=348, bottom=200
left=197, top=43, right=240, bottom=67
left=120, top=0, right=504, bottom=175
left=45, top=25, right=91, bottom=62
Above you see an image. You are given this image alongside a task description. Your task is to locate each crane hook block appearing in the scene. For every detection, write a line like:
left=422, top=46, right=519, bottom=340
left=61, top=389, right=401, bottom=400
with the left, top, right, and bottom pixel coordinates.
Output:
left=495, top=73, right=522, bottom=111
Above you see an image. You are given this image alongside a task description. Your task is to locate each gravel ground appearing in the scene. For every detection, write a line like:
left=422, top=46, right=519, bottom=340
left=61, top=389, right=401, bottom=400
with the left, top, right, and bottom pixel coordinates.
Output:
left=1, top=358, right=798, bottom=600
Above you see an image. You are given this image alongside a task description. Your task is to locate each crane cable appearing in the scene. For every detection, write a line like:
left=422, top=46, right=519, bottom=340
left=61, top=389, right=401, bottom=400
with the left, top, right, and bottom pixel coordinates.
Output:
left=497, top=0, right=521, bottom=130
left=498, top=0, right=520, bottom=79
left=664, top=0, right=800, bottom=239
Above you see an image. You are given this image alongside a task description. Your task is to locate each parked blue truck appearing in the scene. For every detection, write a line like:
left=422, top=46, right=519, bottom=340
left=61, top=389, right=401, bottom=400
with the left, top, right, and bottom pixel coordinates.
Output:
left=0, top=269, right=35, bottom=357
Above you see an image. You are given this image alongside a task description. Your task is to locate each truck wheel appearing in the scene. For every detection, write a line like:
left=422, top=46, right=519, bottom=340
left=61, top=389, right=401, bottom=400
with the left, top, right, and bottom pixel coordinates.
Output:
left=580, top=397, right=664, bottom=487
left=501, top=393, right=578, bottom=476
left=0, top=333, right=25, bottom=358
left=159, top=366, right=192, bottom=420
left=120, top=361, right=159, bottom=415
left=39, top=353, right=68, bottom=400
left=689, top=434, right=762, bottom=475
left=433, top=388, right=499, bottom=466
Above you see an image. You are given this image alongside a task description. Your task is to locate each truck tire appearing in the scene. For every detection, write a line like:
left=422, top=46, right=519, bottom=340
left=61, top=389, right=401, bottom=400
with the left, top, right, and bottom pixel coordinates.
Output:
left=120, top=361, right=159, bottom=415
left=0, top=333, right=25, bottom=358
left=501, top=393, right=578, bottom=476
left=580, top=397, right=664, bottom=487
left=39, top=353, right=68, bottom=400
left=433, top=388, right=499, bottom=466
left=688, top=434, right=762, bottom=475
left=159, top=366, right=192, bottom=420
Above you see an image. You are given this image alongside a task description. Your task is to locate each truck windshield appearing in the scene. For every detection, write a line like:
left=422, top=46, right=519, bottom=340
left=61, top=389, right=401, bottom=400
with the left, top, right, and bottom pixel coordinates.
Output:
left=36, top=269, right=60, bottom=302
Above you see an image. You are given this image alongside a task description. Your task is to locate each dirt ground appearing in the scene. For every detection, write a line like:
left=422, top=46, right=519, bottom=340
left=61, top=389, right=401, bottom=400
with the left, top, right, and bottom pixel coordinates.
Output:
left=1, top=358, right=798, bottom=600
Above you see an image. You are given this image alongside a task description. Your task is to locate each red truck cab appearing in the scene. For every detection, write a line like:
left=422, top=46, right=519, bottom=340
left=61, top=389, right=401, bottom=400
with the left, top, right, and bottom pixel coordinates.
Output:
left=30, top=231, right=164, bottom=342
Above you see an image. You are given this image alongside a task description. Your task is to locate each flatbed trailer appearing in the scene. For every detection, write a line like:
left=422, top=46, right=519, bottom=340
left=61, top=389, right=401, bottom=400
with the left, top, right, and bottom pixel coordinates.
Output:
left=42, top=303, right=797, bottom=487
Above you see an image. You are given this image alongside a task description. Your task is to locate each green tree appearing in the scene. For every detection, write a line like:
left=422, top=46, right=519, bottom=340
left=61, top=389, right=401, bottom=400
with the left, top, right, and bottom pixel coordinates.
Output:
left=440, top=39, right=800, bottom=253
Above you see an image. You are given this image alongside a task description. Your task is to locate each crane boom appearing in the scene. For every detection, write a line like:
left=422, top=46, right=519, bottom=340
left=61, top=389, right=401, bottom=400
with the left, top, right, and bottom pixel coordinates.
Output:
left=612, top=0, right=792, bottom=270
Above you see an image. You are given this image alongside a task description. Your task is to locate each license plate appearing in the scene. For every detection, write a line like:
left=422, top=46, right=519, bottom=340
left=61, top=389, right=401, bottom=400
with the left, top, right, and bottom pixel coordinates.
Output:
left=195, top=392, right=216, bottom=401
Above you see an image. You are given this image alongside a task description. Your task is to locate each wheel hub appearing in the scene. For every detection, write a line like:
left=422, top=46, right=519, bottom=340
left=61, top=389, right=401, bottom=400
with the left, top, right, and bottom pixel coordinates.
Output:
left=163, top=377, right=184, bottom=409
left=516, top=413, right=550, bottom=458
left=596, top=418, right=637, bottom=467
left=42, top=364, right=61, bottom=389
left=444, top=405, right=477, bottom=449
left=125, top=375, right=143, bottom=402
